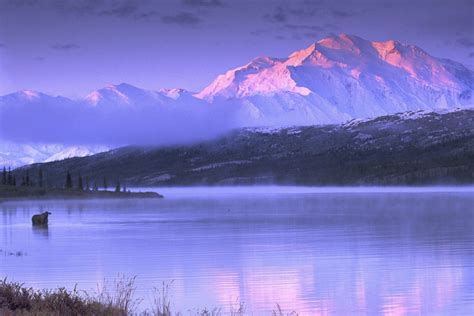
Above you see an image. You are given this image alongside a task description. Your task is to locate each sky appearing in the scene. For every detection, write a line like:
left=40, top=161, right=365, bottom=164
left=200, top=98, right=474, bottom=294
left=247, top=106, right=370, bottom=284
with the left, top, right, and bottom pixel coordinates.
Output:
left=0, top=0, right=473, bottom=98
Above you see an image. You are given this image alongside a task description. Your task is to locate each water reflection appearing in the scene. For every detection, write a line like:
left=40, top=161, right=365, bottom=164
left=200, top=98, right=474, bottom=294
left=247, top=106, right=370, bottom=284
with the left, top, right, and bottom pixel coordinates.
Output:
left=0, top=188, right=473, bottom=314
left=32, top=225, right=49, bottom=239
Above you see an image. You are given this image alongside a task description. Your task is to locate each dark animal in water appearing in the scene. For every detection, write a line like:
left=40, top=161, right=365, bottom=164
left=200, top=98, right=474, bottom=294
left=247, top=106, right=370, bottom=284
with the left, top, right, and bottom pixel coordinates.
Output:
left=32, top=212, right=51, bottom=226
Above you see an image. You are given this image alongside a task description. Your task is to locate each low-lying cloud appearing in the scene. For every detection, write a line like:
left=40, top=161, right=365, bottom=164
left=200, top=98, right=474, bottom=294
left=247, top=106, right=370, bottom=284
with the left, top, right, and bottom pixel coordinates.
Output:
left=0, top=99, right=241, bottom=147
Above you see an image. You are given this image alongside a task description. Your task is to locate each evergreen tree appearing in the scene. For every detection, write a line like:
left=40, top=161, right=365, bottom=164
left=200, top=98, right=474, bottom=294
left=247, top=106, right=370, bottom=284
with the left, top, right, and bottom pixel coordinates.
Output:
left=38, top=169, right=44, bottom=188
left=93, top=181, right=98, bottom=191
left=65, top=171, right=73, bottom=189
left=12, top=177, right=16, bottom=186
left=25, top=171, right=30, bottom=186
left=7, top=168, right=12, bottom=185
left=115, top=181, right=121, bottom=193
left=103, top=177, right=108, bottom=191
left=122, top=183, right=127, bottom=193
left=2, top=167, right=6, bottom=185
left=78, top=175, right=84, bottom=191
left=85, top=177, right=90, bottom=191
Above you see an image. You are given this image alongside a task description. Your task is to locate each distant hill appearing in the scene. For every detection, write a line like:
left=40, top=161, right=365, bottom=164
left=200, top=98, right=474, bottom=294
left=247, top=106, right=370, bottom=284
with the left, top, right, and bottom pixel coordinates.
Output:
left=14, top=109, right=474, bottom=186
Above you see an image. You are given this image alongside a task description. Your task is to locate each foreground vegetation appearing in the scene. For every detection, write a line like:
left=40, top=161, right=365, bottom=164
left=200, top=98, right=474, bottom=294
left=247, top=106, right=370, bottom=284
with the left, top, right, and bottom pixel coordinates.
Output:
left=0, top=278, right=297, bottom=315
left=0, top=278, right=132, bottom=316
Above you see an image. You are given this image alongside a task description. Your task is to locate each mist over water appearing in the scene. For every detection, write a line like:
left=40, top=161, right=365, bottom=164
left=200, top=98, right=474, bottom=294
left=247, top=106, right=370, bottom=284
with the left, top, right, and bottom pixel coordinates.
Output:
left=0, top=187, right=473, bottom=314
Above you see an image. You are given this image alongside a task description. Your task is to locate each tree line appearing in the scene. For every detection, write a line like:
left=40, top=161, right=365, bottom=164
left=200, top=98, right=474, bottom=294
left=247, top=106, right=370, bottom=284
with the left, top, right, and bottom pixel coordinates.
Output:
left=2, top=167, right=44, bottom=187
left=64, top=171, right=126, bottom=193
left=2, top=166, right=127, bottom=193
left=1, top=167, right=16, bottom=186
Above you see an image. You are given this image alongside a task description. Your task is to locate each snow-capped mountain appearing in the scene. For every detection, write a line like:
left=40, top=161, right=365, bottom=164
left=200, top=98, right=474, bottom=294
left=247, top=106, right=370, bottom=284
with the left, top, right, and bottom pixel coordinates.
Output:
left=83, top=83, right=172, bottom=108
left=159, top=88, right=194, bottom=100
left=197, top=34, right=473, bottom=125
left=0, top=142, right=108, bottom=168
left=0, top=90, right=75, bottom=108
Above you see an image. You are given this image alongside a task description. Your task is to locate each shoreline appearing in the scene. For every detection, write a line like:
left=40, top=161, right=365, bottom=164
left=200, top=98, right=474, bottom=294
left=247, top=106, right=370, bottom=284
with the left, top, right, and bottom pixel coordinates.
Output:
left=0, top=185, right=163, bottom=201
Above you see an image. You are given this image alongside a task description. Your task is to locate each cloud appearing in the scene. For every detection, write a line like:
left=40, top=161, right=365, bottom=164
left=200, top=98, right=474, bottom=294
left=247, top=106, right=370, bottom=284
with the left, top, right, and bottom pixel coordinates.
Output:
left=283, top=24, right=325, bottom=32
left=183, top=0, right=222, bottom=8
left=264, top=6, right=287, bottom=23
left=0, top=95, right=239, bottom=146
left=134, top=10, right=159, bottom=20
left=161, top=12, right=200, bottom=26
left=251, top=23, right=328, bottom=40
left=98, top=2, right=139, bottom=18
left=469, top=52, right=474, bottom=58
left=51, top=43, right=80, bottom=51
left=332, top=9, right=354, bottom=18
left=457, top=37, right=474, bottom=48
left=0, top=43, right=5, bottom=48
left=2, top=0, right=159, bottom=21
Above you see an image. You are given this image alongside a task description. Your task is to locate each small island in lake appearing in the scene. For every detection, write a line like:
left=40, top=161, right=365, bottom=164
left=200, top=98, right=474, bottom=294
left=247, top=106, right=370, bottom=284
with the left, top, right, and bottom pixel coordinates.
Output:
left=0, top=169, right=162, bottom=200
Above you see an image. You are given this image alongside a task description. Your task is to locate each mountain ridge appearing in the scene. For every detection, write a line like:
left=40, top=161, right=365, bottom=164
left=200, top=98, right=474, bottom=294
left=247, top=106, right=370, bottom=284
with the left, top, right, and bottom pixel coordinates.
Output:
left=14, top=109, right=474, bottom=186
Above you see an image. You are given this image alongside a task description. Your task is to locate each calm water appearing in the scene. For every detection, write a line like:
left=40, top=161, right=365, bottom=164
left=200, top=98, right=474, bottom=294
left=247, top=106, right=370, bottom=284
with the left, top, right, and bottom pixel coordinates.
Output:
left=1, top=187, right=473, bottom=315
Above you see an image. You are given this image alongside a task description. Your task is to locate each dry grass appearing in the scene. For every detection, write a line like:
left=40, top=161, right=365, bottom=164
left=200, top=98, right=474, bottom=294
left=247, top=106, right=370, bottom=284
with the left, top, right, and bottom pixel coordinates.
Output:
left=271, top=304, right=298, bottom=316
left=150, top=281, right=172, bottom=316
left=0, top=278, right=294, bottom=315
left=0, top=277, right=133, bottom=316
left=94, top=275, right=141, bottom=314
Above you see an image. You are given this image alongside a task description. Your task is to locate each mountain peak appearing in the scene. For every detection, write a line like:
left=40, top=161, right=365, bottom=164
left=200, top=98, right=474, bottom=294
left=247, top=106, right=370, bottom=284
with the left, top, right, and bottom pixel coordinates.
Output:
left=317, top=33, right=363, bottom=47
left=110, top=82, right=140, bottom=91
left=196, top=34, right=473, bottom=119
left=84, top=84, right=134, bottom=106
left=159, top=88, right=192, bottom=99
left=18, top=90, right=43, bottom=100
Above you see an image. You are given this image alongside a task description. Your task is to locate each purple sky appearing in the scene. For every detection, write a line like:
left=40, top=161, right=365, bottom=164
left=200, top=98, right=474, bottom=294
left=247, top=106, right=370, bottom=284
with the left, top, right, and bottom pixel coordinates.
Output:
left=0, top=0, right=473, bottom=98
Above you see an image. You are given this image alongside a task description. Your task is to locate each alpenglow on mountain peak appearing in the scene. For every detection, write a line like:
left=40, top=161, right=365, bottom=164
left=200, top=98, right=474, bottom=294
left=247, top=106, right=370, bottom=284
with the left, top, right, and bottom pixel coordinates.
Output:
left=196, top=34, right=472, bottom=104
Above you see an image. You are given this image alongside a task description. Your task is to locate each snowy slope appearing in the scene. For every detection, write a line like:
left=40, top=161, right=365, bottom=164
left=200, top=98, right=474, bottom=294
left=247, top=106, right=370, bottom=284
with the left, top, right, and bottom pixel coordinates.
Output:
left=0, top=142, right=108, bottom=168
left=0, top=90, right=75, bottom=108
left=83, top=83, right=171, bottom=108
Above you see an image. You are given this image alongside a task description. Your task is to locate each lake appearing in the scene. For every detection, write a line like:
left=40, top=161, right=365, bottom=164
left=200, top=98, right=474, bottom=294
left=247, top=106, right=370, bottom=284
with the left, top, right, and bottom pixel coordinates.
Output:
left=1, top=187, right=473, bottom=314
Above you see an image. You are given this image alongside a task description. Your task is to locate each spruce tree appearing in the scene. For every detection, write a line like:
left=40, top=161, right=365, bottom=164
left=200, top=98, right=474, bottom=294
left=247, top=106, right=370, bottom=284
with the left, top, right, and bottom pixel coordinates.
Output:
left=93, top=182, right=98, bottom=191
left=38, top=169, right=44, bottom=188
left=7, top=168, right=12, bottom=185
left=78, top=175, right=84, bottom=191
left=25, top=171, right=30, bottom=186
left=103, top=177, right=108, bottom=191
left=122, top=183, right=127, bottom=193
left=65, top=171, right=73, bottom=189
left=2, top=167, right=6, bottom=185
left=115, top=181, right=121, bottom=193
left=86, top=177, right=90, bottom=191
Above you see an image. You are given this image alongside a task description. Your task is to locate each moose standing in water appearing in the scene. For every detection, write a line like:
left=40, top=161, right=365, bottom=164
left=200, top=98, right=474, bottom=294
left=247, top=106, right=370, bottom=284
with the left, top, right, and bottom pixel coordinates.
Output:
left=32, top=212, right=52, bottom=226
